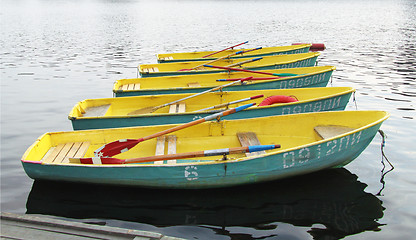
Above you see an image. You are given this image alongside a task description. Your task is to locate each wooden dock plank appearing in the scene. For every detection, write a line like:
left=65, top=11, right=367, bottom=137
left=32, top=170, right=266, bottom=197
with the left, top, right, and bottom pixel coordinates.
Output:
left=237, top=132, right=266, bottom=157
left=1, top=212, right=183, bottom=240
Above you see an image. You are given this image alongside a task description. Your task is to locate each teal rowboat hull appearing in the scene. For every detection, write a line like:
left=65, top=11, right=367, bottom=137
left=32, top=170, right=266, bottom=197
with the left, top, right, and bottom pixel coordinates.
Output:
left=70, top=87, right=354, bottom=130
left=116, top=67, right=334, bottom=97
left=22, top=111, right=389, bottom=189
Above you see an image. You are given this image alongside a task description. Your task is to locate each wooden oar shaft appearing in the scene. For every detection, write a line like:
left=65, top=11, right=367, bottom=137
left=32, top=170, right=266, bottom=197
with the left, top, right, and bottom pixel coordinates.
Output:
left=204, top=64, right=276, bottom=76
left=216, top=77, right=281, bottom=82
left=225, top=57, right=262, bottom=68
left=124, top=144, right=280, bottom=164
left=202, top=41, right=248, bottom=58
left=194, top=94, right=263, bottom=112
left=76, top=144, right=281, bottom=164
left=94, top=103, right=255, bottom=158
left=143, top=102, right=254, bottom=141
left=184, top=47, right=261, bottom=71
left=155, top=79, right=243, bottom=109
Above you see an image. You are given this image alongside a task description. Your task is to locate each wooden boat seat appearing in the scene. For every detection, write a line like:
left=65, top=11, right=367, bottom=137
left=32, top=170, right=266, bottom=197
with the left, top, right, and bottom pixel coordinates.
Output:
left=169, top=102, right=186, bottom=113
left=154, top=135, right=177, bottom=164
left=237, top=132, right=266, bottom=157
left=119, top=83, right=140, bottom=91
left=142, top=67, right=159, bottom=73
left=83, top=104, right=111, bottom=117
left=42, top=142, right=90, bottom=164
left=187, top=82, right=201, bottom=88
left=314, top=125, right=354, bottom=139
left=160, top=56, right=173, bottom=60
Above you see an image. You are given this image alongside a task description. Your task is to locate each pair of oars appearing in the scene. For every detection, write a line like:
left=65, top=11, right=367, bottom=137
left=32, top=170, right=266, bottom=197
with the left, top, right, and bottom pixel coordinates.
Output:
left=202, top=41, right=248, bottom=58
left=204, top=64, right=300, bottom=78
left=179, top=47, right=262, bottom=72
left=71, top=144, right=281, bottom=165
left=127, top=76, right=253, bottom=115
left=89, top=103, right=256, bottom=161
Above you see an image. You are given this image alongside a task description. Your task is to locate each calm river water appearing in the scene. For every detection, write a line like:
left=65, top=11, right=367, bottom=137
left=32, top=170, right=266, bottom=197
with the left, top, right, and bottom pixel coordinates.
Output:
left=1, top=0, right=415, bottom=239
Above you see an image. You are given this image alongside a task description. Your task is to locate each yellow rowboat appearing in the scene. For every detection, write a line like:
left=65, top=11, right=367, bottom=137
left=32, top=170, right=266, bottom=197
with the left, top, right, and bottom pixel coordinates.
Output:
left=22, top=111, right=389, bottom=189
left=69, top=87, right=355, bottom=130
left=139, top=52, right=320, bottom=77
left=157, top=44, right=312, bottom=63
left=115, top=66, right=335, bottom=97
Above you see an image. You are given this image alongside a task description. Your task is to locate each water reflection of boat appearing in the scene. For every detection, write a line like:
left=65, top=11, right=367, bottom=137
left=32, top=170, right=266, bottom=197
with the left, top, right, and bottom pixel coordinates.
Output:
left=26, top=168, right=384, bottom=240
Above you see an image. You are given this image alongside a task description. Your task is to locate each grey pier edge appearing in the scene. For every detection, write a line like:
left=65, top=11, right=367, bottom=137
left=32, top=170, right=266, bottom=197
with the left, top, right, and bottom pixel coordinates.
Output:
left=1, top=212, right=185, bottom=240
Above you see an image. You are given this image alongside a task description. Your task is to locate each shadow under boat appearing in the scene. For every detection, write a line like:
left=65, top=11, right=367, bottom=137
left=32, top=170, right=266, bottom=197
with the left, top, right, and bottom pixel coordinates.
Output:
left=26, top=168, right=385, bottom=240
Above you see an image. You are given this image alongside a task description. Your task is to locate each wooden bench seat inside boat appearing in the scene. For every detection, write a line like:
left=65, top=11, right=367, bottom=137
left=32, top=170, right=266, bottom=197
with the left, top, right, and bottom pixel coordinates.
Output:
left=237, top=132, right=266, bottom=157
left=119, top=83, right=141, bottom=91
left=82, top=104, right=111, bottom=117
left=169, top=102, right=186, bottom=113
left=187, top=82, right=201, bottom=88
left=42, top=142, right=90, bottom=164
left=160, top=56, right=173, bottom=60
left=154, top=135, right=177, bottom=164
left=142, top=67, right=159, bottom=73
left=314, top=125, right=354, bottom=139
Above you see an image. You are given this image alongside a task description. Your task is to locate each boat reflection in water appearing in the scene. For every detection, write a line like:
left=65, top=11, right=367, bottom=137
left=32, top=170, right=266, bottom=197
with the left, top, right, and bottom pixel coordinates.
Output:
left=26, top=168, right=384, bottom=239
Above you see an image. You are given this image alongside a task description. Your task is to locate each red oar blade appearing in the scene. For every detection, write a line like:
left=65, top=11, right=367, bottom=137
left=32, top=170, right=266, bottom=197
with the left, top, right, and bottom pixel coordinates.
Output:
left=94, top=138, right=144, bottom=157
left=77, top=157, right=125, bottom=164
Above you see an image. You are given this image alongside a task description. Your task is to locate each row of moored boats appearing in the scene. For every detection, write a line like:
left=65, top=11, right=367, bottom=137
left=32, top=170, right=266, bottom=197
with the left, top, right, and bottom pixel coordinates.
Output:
left=22, top=42, right=389, bottom=189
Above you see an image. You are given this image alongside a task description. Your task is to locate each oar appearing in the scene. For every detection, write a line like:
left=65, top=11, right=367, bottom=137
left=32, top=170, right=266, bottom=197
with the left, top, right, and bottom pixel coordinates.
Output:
left=93, top=103, right=256, bottom=158
left=179, top=47, right=262, bottom=72
left=202, top=41, right=248, bottom=58
left=216, top=77, right=284, bottom=82
left=204, top=64, right=299, bottom=77
left=224, top=57, right=262, bottom=68
left=127, top=77, right=252, bottom=115
left=72, top=144, right=281, bottom=164
left=194, top=94, right=264, bottom=112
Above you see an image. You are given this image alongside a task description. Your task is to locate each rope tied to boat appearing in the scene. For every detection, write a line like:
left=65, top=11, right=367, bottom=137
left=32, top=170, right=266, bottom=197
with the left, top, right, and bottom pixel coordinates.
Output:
left=376, top=129, right=394, bottom=196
